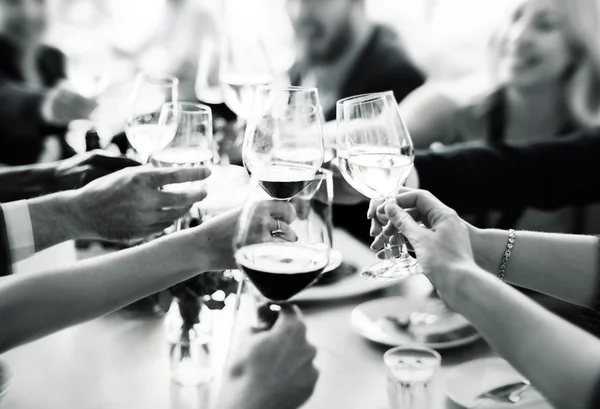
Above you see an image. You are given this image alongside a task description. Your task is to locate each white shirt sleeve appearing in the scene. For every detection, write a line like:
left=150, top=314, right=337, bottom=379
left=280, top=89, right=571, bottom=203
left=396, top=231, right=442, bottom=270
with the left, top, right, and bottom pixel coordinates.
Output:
left=1, top=201, right=35, bottom=263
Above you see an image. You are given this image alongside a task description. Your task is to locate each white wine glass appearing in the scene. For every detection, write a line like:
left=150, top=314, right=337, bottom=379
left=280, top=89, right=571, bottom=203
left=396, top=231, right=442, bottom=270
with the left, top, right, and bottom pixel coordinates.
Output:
left=233, top=170, right=332, bottom=329
left=125, top=72, right=179, bottom=163
left=151, top=102, right=215, bottom=230
left=336, top=91, right=419, bottom=281
left=242, top=85, right=325, bottom=200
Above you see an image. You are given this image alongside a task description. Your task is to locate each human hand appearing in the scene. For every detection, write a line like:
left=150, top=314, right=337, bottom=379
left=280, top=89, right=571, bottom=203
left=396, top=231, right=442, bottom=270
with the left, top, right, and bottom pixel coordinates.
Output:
left=369, top=189, right=477, bottom=288
left=71, top=166, right=211, bottom=241
left=215, top=305, right=318, bottom=409
left=52, top=150, right=140, bottom=191
left=42, top=81, right=98, bottom=125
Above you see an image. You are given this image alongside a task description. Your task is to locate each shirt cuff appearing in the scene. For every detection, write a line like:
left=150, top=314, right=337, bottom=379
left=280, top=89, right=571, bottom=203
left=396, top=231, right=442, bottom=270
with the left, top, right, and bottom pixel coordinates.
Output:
left=1, top=201, right=35, bottom=263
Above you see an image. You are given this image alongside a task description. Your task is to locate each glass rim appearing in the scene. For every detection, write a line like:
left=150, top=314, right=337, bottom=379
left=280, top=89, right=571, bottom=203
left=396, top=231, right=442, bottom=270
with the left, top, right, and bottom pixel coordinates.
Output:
left=256, top=85, right=319, bottom=94
left=137, top=72, right=179, bottom=87
left=336, top=91, right=395, bottom=107
left=383, top=345, right=442, bottom=369
left=163, top=102, right=212, bottom=114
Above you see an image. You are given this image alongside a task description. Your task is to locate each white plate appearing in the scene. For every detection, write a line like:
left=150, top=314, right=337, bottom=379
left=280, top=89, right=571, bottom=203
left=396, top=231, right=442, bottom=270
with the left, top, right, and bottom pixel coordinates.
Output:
left=324, top=249, right=343, bottom=273
left=445, top=358, right=552, bottom=408
left=350, top=296, right=481, bottom=349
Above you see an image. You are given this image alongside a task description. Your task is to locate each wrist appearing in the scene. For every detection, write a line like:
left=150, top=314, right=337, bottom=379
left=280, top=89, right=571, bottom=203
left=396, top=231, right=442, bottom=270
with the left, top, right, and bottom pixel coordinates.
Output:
left=471, top=228, right=508, bottom=274
left=65, top=190, right=94, bottom=239
left=438, top=263, right=487, bottom=311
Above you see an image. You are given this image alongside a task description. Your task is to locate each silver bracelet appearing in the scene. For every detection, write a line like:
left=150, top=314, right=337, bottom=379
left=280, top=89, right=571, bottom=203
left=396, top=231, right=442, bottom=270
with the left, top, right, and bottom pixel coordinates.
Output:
left=498, top=229, right=516, bottom=281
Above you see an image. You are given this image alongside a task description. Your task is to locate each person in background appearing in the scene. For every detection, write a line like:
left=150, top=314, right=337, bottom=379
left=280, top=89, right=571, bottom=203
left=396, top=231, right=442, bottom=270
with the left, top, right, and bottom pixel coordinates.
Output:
left=287, top=0, right=424, bottom=121
left=370, top=189, right=600, bottom=409
left=0, top=0, right=97, bottom=166
left=400, top=0, right=600, bottom=233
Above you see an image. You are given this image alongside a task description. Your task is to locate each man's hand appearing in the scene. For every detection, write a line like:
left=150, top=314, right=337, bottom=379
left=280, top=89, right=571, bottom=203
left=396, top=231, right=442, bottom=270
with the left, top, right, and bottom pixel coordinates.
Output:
left=215, top=305, right=319, bottom=409
left=71, top=166, right=211, bottom=241
left=52, top=150, right=140, bottom=192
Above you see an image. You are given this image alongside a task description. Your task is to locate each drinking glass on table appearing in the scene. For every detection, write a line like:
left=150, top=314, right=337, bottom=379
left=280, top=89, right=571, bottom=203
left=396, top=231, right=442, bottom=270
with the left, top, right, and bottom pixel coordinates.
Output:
left=242, top=85, right=325, bottom=200
left=233, top=170, right=332, bottom=329
left=150, top=102, right=215, bottom=230
left=125, top=72, right=179, bottom=163
left=336, top=91, right=419, bottom=281
left=384, top=346, right=441, bottom=409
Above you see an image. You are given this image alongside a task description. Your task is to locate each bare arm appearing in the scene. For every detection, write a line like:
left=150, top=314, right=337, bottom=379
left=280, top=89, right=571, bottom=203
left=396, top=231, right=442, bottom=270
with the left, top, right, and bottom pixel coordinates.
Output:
left=472, top=229, right=598, bottom=308
left=0, top=210, right=238, bottom=354
left=445, top=265, right=600, bottom=409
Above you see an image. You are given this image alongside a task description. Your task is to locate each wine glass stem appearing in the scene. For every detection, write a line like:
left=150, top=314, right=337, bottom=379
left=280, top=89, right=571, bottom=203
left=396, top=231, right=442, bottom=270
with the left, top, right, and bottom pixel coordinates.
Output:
left=383, top=197, right=409, bottom=261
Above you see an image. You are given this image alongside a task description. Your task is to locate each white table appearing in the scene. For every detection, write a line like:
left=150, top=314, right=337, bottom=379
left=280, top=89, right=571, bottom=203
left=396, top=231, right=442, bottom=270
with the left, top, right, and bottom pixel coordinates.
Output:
left=1, top=231, right=495, bottom=409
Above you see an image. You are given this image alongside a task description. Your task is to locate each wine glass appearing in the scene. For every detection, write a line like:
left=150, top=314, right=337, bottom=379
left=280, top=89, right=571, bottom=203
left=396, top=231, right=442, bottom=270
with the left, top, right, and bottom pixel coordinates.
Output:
left=336, top=91, right=419, bottom=281
left=233, top=169, right=332, bottom=329
left=150, top=102, right=215, bottom=230
left=125, top=72, right=179, bottom=163
left=242, top=85, right=325, bottom=200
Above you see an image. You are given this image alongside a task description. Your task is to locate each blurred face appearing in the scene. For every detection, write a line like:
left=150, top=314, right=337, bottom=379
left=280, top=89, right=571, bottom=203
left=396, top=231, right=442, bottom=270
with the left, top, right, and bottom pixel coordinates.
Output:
left=286, top=0, right=356, bottom=64
left=0, top=0, right=47, bottom=47
left=497, top=0, right=573, bottom=88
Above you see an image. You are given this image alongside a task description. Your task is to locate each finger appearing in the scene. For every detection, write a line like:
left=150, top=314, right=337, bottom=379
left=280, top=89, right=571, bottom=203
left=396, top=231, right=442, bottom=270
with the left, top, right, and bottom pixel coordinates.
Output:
left=393, top=190, right=450, bottom=221
left=376, top=203, right=390, bottom=224
left=158, top=189, right=208, bottom=208
left=258, top=200, right=298, bottom=224
left=143, top=167, right=212, bottom=188
left=272, top=304, right=304, bottom=333
left=370, top=232, right=387, bottom=251
left=370, top=218, right=383, bottom=237
left=384, top=203, right=423, bottom=242
left=270, top=219, right=298, bottom=242
left=154, top=206, right=193, bottom=223
left=367, top=199, right=385, bottom=219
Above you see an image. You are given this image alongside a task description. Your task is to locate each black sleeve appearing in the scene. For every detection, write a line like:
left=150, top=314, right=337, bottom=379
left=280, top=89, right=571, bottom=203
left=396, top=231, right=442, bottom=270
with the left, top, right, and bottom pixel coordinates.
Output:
left=415, top=128, right=600, bottom=213
left=0, top=205, right=13, bottom=277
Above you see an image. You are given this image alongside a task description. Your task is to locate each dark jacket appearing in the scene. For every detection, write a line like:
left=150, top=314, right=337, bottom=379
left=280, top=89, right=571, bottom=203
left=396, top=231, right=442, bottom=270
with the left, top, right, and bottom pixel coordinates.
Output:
left=0, top=205, right=12, bottom=277
left=0, top=36, right=71, bottom=166
left=290, top=25, right=425, bottom=121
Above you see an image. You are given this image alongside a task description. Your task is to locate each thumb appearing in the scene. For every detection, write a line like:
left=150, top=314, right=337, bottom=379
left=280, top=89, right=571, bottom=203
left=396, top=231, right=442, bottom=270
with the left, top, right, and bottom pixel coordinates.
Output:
left=384, top=203, right=422, bottom=242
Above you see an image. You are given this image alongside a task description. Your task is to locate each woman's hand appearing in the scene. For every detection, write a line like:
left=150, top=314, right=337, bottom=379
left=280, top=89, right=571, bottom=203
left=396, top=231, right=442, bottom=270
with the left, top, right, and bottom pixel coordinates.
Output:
left=369, top=189, right=478, bottom=288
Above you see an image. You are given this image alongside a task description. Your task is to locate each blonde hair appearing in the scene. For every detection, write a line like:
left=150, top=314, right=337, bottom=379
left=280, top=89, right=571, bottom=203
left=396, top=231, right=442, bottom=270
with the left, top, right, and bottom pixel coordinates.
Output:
left=487, top=0, right=600, bottom=127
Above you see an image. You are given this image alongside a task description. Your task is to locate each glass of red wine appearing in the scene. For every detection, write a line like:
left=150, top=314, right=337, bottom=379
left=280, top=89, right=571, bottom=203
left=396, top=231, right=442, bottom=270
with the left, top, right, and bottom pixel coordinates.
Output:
left=242, top=85, right=325, bottom=200
left=233, top=170, right=332, bottom=329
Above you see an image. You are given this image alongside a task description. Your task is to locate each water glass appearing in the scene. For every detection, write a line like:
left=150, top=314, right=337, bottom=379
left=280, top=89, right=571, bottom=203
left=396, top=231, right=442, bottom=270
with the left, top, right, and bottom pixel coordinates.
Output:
left=384, top=345, right=441, bottom=409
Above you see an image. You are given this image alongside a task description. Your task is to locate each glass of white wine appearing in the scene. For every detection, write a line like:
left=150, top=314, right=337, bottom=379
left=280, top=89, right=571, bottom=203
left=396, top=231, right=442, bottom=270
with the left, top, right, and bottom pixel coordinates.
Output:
left=125, top=72, right=179, bottom=163
left=242, top=85, right=325, bottom=200
left=151, top=102, right=215, bottom=230
left=336, top=91, right=419, bottom=281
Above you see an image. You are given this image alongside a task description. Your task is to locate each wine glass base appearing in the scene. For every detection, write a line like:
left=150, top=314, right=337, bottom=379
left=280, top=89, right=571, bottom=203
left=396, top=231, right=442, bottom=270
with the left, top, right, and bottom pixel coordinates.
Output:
left=360, top=255, right=420, bottom=282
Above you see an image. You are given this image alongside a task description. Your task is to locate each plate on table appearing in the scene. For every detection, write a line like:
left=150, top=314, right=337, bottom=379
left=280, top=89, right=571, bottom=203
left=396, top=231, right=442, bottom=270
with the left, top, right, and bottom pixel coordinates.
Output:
left=0, top=361, right=10, bottom=400
left=350, top=296, right=481, bottom=349
left=445, top=358, right=552, bottom=408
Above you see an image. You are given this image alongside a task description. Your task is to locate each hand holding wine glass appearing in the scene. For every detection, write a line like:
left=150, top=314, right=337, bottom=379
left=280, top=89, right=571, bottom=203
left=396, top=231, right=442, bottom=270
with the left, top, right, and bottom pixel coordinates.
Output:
left=125, top=73, right=179, bottom=163
left=234, top=170, right=332, bottom=328
left=336, top=91, right=419, bottom=281
left=243, top=86, right=325, bottom=200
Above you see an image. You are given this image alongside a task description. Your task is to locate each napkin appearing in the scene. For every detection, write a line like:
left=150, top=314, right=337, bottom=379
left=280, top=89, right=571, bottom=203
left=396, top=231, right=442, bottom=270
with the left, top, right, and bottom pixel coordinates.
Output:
left=468, top=387, right=554, bottom=409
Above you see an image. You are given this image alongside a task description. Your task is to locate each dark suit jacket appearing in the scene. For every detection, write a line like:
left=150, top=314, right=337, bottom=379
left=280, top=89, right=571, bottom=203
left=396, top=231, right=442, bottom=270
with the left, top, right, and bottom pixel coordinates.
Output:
left=0, top=36, right=72, bottom=166
left=289, top=25, right=425, bottom=121
left=0, top=205, right=12, bottom=277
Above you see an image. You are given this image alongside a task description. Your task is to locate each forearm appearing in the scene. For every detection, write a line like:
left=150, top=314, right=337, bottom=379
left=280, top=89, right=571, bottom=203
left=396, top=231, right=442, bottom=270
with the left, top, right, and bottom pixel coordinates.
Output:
left=442, top=266, right=600, bottom=409
left=0, top=162, right=57, bottom=202
left=471, top=229, right=597, bottom=308
left=27, top=190, right=86, bottom=252
left=0, top=226, right=216, bottom=353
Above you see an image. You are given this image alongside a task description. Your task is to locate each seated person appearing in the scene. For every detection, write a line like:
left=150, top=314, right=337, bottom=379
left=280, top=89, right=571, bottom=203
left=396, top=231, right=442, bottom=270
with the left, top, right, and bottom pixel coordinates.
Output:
left=287, top=0, right=424, bottom=121
left=0, top=0, right=97, bottom=166
left=399, top=0, right=600, bottom=232
left=369, top=189, right=600, bottom=409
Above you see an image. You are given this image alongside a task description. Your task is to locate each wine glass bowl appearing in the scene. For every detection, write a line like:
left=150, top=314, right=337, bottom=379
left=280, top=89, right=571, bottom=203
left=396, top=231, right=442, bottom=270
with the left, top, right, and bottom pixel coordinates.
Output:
left=234, top=169, right=332, bottom=307
left=243, top=86, right=325, bottom=200
left=125, top=72, right=179, bottom=162
left=336, top=91, right=419, bottom=281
